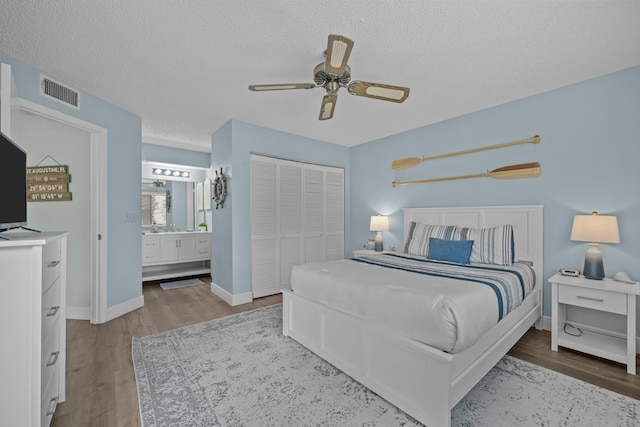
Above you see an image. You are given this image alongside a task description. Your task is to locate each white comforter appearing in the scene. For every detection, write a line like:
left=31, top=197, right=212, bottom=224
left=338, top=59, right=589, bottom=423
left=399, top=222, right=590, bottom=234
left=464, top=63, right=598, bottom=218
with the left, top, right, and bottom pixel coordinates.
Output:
left=290, top=253, right=535, bottom=353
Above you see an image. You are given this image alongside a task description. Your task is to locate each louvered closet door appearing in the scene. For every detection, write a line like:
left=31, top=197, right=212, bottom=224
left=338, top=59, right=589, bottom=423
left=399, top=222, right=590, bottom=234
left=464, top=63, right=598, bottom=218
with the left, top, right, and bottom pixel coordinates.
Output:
left=325, top=170, right=344, bottom=260
left=251, top=155, right=344, bottom=299
left=278, top=162, right=303, bottom=291
left=304, top=166, right=325, bottom=263
left=250, top=157, right=278, bottom=298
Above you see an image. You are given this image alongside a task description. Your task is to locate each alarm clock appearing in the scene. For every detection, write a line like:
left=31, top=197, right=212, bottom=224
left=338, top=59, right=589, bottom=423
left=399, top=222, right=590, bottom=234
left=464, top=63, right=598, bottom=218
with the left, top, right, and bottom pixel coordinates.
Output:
left=560, top=268, right=580, bottom=277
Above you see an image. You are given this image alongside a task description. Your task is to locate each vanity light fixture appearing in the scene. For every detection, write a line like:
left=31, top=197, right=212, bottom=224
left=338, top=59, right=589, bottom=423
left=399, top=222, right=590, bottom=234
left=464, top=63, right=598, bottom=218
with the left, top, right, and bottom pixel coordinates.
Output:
left=153, top=168, right=190, bottom=179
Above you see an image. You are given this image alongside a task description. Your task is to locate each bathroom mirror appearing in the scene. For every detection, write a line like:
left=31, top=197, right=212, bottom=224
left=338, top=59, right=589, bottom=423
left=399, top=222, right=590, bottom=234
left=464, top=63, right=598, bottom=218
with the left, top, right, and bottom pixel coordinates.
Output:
left=141, top=161, right=211, bottom=232
left=141, top=180, right=168, bottom=226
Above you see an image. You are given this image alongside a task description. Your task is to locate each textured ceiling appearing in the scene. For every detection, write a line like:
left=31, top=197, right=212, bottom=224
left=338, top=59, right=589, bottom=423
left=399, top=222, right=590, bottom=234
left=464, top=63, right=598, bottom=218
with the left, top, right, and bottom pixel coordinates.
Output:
left=1, top=1, right=638, bottom=151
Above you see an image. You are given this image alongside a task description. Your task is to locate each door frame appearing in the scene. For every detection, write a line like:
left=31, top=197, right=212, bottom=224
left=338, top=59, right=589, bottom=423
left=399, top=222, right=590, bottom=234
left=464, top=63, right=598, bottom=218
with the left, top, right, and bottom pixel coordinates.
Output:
left=14, top=98, right=108, bottom=324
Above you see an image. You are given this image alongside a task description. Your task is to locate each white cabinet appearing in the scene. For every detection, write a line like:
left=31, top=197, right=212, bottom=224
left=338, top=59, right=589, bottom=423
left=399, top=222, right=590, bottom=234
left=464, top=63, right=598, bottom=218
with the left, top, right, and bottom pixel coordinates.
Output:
left=549, top=273, right=639, bottom=374
left=0, top=231, right=68, bottom=427
left=142, top=232, right=211, bottom=281
left=250, top=155, right=344, bottom=298
left=159, top=235, right=196, bottom=262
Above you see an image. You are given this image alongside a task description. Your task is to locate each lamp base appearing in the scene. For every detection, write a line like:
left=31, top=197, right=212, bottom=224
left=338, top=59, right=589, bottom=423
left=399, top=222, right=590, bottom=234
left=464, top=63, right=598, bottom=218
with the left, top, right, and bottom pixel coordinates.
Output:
left=583, top=243, right=604, bottom=280
left=374, top=231, right=383, bottom=252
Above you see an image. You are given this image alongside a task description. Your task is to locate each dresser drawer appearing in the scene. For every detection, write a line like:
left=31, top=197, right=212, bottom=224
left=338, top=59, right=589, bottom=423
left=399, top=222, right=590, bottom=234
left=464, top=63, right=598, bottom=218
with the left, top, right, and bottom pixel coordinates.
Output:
left=42, top=277, right=61, bottom=337
left=42, top=239, right=62, bottom=291
left=41, top=316, right=61, bottom=389
left=558, top=285, right=627, bottom=315
left=41, top=361, right=60, bottom=427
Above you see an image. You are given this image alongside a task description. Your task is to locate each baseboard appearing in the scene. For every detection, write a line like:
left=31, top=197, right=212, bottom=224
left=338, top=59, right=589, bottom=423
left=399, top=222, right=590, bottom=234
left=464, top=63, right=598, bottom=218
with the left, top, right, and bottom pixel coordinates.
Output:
left=541, top=315, right=551, bottom=331
left=210, top=282, right=253, bottom=306
left=540, top=315, right=640, bottom=354
left=67, top=306, right=91, bottom=320
left=105, top=295, right=144, bottom=322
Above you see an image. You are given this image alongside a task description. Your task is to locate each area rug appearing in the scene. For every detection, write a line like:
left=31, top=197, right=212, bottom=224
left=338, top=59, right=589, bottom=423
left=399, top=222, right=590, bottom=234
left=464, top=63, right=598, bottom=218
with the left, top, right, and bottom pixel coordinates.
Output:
left=132, top=304, right=639, bottom=427
left=159, top=278, right=204, bottom=290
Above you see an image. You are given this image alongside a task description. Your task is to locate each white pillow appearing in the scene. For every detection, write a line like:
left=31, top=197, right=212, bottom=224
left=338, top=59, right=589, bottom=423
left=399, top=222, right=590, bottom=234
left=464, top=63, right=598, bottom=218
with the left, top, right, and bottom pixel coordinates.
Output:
left=455, top=224, right=514, bottom=265
left=404, top=222, right=459, bottom=256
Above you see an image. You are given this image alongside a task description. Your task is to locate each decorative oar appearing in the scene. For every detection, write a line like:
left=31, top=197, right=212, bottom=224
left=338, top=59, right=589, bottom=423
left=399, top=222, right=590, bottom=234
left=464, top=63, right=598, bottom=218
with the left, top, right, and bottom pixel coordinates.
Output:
left=391, top=162, right=540, bottom=187
left=391, top=135, right=540, bottom=170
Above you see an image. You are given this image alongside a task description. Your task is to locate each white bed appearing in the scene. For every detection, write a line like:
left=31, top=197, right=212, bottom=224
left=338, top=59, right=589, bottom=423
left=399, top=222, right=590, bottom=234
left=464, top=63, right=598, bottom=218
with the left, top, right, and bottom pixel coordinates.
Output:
left=282, top=205, right=543, bottom=426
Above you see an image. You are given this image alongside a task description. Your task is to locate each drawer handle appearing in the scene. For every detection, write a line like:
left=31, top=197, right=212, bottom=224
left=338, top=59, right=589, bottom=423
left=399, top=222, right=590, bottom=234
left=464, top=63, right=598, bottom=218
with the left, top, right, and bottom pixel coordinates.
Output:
left=577, top=295, right=604, bottom=303
left=46, top=351, right=60, bottom=367
left=46, top=306, right=60, bottom=317
left=46, top=396, right=59, bottom=416
left=47, top=260, right=61, bottom=268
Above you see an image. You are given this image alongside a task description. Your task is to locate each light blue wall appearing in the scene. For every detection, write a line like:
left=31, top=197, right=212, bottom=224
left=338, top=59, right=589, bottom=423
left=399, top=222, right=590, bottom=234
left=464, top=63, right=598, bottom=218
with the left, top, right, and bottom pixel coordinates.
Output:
left=211, top=121, right=233, bottom=292
left=211, top=120, right=350, bottom=295
left=350, top=66, right=640, bottom=333
left=1, top=50, right=143, bottom=308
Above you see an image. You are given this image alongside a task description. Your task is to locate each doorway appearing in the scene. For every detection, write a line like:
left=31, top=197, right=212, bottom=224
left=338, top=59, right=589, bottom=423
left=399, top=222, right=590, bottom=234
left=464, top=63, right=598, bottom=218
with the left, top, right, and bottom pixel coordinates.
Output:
left=12, top=98, right=108, bottom=323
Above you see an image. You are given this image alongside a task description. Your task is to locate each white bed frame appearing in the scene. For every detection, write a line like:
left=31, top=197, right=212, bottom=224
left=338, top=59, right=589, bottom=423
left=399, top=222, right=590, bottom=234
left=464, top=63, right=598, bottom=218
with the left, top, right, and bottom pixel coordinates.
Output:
left=282, top=205, right=543, bottom=426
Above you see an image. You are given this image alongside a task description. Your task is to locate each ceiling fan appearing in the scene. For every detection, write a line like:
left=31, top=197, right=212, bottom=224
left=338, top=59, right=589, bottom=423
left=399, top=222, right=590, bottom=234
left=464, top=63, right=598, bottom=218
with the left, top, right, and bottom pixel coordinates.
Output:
left=248, top=34, right=410, bottom=120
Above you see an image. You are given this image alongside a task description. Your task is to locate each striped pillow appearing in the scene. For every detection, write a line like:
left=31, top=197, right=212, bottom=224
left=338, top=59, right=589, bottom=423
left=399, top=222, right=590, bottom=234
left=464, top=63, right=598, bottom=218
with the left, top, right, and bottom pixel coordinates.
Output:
left=404, top=222, right=458, bottom=256
left=456, top=224, right=515, bottom=265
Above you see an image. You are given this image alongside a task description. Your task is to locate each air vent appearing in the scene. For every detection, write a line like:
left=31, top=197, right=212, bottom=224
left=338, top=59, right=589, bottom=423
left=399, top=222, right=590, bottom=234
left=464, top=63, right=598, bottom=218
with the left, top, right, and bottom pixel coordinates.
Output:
left=40, top=75, right=80, bottom=109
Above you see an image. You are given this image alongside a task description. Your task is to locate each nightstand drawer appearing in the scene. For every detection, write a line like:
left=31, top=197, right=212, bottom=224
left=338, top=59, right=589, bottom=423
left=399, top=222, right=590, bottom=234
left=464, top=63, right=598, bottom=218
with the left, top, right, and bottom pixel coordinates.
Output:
left=558, top=286, right=627, bottom=314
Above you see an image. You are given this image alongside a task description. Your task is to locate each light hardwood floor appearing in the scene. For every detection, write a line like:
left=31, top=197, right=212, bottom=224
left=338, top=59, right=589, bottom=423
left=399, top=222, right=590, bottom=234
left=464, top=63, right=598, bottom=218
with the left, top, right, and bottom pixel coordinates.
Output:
left=52, top=276, right=639, bottom=426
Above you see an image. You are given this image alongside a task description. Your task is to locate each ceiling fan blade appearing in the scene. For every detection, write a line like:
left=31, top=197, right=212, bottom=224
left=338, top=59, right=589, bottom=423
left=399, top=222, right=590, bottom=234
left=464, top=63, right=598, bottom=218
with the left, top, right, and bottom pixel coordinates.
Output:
left=319, top=94, right=337, bottom=120
left=325, top=34, right=354, bottom=77
left=248, top=83, right=316, bottom=91
left=347, top=81, right=410, bottom=103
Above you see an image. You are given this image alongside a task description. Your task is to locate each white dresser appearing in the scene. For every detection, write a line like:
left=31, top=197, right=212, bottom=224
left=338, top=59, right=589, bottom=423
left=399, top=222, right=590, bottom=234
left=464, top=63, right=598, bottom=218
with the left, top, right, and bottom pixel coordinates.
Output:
left=0, top=231, right=68, bottom=427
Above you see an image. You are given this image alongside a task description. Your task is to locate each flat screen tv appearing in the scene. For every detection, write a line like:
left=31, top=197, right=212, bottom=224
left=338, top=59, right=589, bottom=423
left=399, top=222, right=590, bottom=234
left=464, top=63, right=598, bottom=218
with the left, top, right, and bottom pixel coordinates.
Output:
left=0, top=131, right=27, bottom=231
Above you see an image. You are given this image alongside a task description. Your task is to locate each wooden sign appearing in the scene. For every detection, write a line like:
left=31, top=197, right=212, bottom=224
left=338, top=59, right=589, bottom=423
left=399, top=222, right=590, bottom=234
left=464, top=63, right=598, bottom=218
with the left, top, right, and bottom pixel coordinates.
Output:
left=27, top=165, right=72, bottom=202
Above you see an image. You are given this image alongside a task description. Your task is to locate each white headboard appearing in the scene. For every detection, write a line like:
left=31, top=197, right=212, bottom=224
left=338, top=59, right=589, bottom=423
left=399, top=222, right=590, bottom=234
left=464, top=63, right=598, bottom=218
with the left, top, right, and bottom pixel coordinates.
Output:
left=403, top=205, right=544, bottom=285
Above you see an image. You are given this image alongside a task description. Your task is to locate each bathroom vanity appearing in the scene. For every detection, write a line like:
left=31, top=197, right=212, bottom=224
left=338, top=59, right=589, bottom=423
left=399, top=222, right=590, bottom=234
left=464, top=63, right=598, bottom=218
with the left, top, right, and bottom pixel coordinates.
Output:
left=142, top=231, right=211, bottom=281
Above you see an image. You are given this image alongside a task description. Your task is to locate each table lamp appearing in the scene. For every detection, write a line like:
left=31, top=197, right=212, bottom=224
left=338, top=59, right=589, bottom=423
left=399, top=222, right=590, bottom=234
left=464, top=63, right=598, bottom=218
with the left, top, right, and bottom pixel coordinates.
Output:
left=369, top=215, right=389, bottom=252
left=570, top=211, right=620, bottom=280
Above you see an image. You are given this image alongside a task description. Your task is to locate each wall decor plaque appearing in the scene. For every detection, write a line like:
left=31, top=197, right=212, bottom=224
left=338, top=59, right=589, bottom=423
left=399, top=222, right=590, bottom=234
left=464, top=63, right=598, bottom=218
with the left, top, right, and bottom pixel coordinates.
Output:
left=27, top=165, right=72, bottom=202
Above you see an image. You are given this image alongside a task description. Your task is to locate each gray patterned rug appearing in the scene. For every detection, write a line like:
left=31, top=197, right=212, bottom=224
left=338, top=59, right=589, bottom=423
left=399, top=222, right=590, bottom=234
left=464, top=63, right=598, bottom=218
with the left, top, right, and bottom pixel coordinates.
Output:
left=132, top=304, right=639, bottom=426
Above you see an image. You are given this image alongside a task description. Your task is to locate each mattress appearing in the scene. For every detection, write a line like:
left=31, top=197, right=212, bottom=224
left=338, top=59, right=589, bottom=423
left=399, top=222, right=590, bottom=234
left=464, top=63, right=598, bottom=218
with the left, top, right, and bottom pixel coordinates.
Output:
left=290, top=252, right=535, bottom=353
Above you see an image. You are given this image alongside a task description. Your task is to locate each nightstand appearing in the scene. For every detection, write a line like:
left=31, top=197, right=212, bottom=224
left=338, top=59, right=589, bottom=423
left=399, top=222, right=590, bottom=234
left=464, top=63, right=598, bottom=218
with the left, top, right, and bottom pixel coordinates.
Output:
left=549, top=272, right=639, bottom=374
left=352, top=249, right=387, bottom=258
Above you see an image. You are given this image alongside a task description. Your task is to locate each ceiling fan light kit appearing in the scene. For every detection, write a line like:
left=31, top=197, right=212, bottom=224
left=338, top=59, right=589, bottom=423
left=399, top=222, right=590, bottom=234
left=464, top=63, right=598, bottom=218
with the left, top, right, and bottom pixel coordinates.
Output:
left=248, top=34, right=410, bottom=120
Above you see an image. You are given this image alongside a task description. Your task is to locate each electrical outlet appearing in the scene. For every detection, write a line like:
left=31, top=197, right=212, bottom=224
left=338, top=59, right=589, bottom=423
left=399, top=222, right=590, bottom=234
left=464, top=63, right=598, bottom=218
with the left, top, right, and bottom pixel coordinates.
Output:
left=125, top=212, right=137, bottom=223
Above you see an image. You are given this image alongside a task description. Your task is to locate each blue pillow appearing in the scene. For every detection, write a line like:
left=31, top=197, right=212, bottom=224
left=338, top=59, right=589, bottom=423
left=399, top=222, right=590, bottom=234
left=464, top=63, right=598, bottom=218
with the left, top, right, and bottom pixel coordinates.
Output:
left=427, top=237, right=474, bottom=264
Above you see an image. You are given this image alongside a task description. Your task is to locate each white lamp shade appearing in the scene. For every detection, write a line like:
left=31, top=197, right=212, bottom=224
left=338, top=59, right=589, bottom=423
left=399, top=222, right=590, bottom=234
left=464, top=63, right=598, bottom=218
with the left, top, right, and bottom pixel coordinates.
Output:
left=369, top=215, right=389, bottom=232
left=570, top=212, right=620, bottom=244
